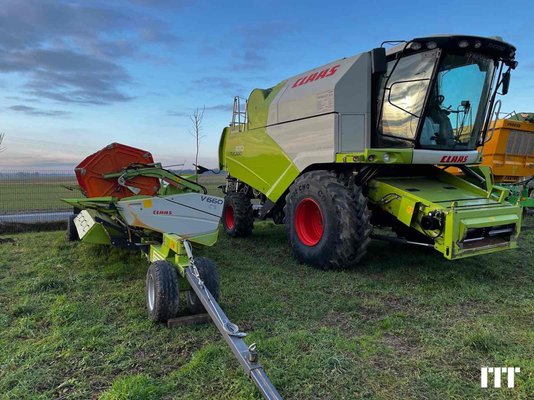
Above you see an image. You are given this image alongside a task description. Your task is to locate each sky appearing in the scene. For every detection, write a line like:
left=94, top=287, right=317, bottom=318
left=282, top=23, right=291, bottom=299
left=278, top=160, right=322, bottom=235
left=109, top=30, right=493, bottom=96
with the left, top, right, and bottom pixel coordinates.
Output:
left=0, top=0, right=533, bottom=170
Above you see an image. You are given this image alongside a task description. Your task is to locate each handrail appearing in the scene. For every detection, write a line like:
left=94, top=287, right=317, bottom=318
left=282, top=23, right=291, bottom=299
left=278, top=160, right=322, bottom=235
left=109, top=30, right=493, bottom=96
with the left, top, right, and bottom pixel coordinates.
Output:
left=484, top=99, right=502, bottom=144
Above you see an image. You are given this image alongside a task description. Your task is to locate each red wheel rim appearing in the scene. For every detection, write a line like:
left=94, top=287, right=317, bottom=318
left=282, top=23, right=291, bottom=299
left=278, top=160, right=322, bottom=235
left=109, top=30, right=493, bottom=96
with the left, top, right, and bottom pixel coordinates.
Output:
left=295, top=198, right=324, bottom=246
left=225, top=205, right=235, bottom=229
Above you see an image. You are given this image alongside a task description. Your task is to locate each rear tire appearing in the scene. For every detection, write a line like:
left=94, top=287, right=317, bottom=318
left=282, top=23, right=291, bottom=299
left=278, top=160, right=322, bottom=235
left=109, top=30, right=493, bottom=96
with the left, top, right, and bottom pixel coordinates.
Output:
left=222, top=192, right=254, bottom=237
left=186, top=257, right=220, bottom=314
left=66, top=214, right=78, bottom=241
left=146, top=261, right=180, bottom=322
left=284, top=171, right=371, bottom=269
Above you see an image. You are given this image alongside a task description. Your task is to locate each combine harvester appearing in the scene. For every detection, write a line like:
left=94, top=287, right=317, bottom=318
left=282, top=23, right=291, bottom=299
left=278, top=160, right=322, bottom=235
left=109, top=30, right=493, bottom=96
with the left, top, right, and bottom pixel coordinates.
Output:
left=218, top=34, right=523, bottom=268
left=63, top=143, right=282, bottom=400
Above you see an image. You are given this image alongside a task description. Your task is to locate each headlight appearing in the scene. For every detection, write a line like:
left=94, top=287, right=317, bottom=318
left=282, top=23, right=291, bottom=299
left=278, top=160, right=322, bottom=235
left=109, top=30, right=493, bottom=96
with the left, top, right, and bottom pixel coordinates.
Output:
left=458, top=40, right=469, bottom=48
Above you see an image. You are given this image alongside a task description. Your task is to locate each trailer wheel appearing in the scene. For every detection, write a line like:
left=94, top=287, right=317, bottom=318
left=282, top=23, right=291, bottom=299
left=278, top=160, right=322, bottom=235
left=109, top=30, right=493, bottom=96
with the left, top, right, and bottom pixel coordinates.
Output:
left=284, top=171, right=371, bottom=269
left=186, top=257, right=220, bottom=314
left=222, top=192, right=254, bottom=237
left=66, top=214, right=78, bottom=241
left=146, top=261, right=180, bottom=322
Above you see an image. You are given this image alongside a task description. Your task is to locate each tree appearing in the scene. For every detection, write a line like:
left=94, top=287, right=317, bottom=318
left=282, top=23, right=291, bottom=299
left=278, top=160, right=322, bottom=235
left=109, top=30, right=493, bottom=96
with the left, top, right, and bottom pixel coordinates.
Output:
left=189, top=107, right=205, bottom=182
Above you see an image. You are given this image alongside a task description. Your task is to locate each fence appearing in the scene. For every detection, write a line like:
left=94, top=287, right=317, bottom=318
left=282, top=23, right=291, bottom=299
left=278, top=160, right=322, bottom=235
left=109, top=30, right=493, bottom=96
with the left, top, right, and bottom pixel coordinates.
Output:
left=0, top=170, right=77, bottom=230
left=0, top=170, right=226, bottom=231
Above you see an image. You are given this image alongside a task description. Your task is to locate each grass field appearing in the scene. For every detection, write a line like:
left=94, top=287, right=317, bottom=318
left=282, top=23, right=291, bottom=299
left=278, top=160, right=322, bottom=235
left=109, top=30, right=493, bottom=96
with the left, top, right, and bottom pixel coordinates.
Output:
left=0, top=218, right=533, bottom=399
left=0, top=181, right=77, bottom=213
left=0, top=174, right=225, bottom=213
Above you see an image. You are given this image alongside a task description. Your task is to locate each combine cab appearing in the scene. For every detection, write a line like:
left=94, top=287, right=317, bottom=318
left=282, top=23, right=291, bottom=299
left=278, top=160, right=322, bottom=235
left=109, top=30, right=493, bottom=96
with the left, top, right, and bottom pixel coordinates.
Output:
left=218, top=34, right=522, bottom=269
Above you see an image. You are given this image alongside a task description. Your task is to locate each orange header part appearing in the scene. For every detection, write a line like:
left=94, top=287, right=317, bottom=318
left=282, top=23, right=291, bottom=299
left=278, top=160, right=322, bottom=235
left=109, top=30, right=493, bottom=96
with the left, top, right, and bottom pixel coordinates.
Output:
left=75, top=143, right=160, bottom=198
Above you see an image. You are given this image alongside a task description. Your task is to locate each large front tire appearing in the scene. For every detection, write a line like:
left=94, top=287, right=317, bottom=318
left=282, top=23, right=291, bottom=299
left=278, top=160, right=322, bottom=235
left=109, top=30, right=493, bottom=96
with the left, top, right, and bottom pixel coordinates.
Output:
left=222, top=192, right=254, bottom=237
left=284, top=171, right=371, bottom=269
left=146, top=261, right=180, bottom=322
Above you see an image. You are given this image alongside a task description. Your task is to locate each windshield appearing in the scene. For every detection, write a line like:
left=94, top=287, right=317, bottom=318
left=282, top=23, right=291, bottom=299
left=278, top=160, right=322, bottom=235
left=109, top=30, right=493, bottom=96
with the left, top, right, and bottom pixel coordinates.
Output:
left=377, top=50, right=495, bottom=150
left=419, top=53, right=495, bottom=150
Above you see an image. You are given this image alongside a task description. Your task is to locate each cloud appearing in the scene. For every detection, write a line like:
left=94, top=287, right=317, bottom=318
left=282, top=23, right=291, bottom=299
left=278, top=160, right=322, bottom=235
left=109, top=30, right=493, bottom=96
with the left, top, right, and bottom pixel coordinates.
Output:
left=0, top=48, right=134, bottom=105
left=8, top=105, right=70, bottom=117
left=191, top=77, right=245, bottom=94
left=129, top=0, right=195, bottom=9
left=205, top=104, right=232, bottom=112
left=0, top=0, right=182, bottom=105
left=167, top=110, right=190, bottom=117
left=5, top=95, right=39, bottom=103
left=140, top=28, right=183, bottom=47
left=231, top=49, right=268, bottom=71
left=83, top=39, right=138, bottom=59
left=0, top=135, right=219, bottom=170
left=166, top=103, right=232, bottom=117
left=229, top=21, right=294, bottom=71
left=0, top=136, right=95, bottom=169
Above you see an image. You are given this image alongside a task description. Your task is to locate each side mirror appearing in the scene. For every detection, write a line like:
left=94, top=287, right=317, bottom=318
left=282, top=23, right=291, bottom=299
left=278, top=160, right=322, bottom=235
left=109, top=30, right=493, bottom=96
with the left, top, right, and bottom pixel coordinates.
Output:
left=371, top=47, right=387, bottom=75
left=502, top=71, right=511, bottom=95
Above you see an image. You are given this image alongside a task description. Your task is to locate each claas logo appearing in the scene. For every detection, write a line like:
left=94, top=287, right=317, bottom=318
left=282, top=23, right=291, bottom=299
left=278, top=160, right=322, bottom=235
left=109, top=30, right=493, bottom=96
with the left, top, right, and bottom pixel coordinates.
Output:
left=291, top=65, right=340, bottom=88
left=440, top=155, right=469, bottom=163
left=153, top=210, right=172, bottom=215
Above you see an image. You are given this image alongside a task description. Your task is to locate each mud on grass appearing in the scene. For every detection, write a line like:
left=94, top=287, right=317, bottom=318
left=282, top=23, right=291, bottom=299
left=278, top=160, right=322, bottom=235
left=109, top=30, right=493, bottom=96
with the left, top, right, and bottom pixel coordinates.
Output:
left=0, top=218, right=533, bottom=399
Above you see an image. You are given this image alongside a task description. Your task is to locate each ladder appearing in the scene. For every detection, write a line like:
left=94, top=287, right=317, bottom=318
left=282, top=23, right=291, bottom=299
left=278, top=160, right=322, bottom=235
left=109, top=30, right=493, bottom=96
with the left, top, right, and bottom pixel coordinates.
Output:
left=231, top=96, right=248, bottom=132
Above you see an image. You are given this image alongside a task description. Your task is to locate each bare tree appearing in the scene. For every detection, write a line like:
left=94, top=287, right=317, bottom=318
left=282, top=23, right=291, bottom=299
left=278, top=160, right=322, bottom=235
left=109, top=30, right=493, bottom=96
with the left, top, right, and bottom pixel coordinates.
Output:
left=0, top=133, right=5, bottom=153
left=189, top=107, right=205, bottom=182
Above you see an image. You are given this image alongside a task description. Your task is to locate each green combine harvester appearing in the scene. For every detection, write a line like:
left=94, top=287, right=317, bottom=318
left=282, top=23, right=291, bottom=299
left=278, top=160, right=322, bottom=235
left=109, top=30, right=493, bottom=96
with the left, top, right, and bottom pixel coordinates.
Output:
left=63, top=143, right=282, bottom=400
left=218, top=34, right=522, bottom=269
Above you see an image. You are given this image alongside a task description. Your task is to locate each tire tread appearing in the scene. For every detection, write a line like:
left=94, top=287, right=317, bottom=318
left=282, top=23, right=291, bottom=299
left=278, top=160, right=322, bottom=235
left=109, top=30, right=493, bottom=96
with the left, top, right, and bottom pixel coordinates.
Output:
left=223, top=192, right=254, bottom=237
left=147, top=261, right=180, bottom=322
left=186, top=257, right=220, bottom=314
left=283, top=170, right=371, bottom=269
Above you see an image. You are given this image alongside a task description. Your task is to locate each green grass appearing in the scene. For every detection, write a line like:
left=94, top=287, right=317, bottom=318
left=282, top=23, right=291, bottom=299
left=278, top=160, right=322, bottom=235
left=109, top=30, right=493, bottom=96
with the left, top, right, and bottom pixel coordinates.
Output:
left=0, top=174, right=224, bottom=213
left=0, top=181, right=78, bottom=212
left=0, top=218, right=533, bottom=399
